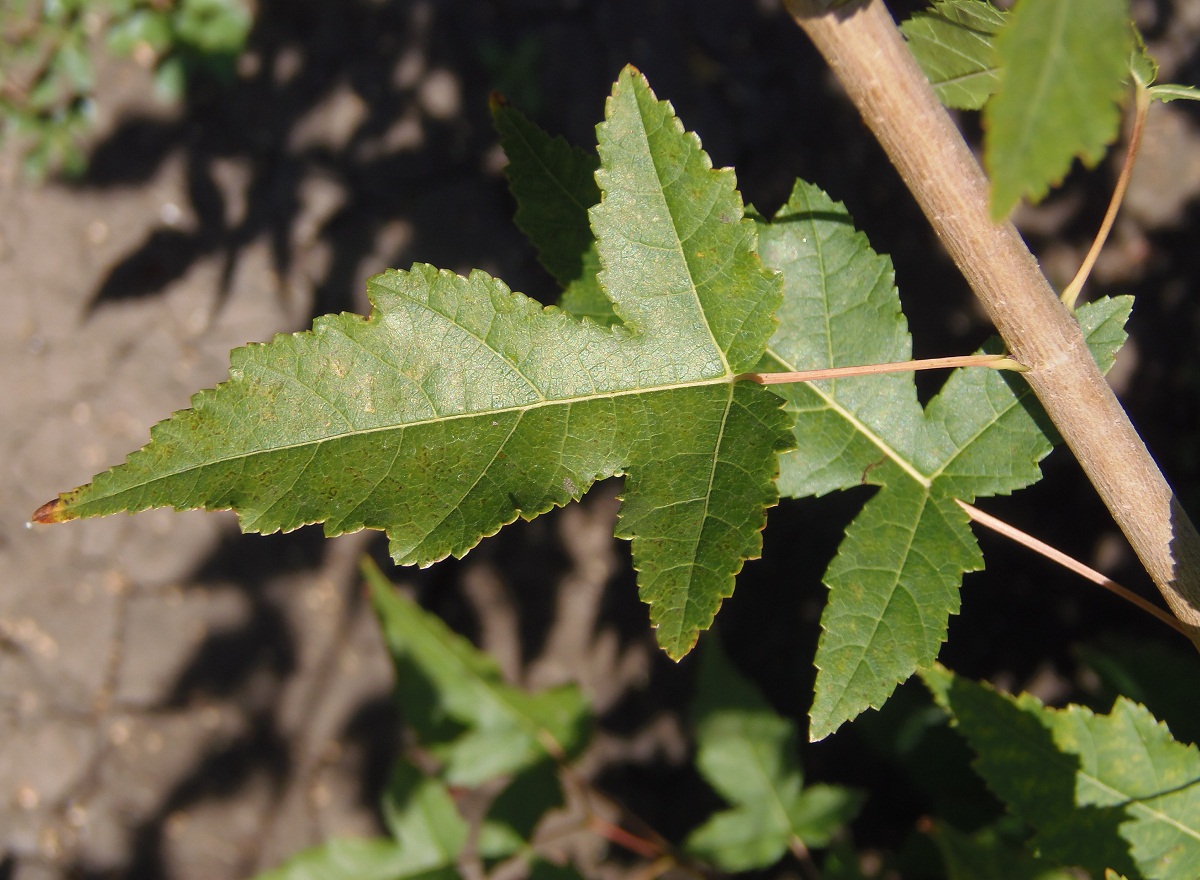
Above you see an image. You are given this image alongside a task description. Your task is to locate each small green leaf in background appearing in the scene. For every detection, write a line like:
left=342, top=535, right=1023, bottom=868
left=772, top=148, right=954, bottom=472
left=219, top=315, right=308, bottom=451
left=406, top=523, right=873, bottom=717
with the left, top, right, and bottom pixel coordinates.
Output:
left=380, top=761, right=470, bottom=870
left=476, top=760, right=563, bottom=863
left=491, top=94, right=613, bottom=326
left=526, top=860, right=587, bottom=880
left=684, top=637, right=861, bottom=870
left=2, top=0, right=251, bottom=177
left=365, top=560, right=590, bottom=787
left=37, top=67, right=794, bottom=660
left=900, top=0, right=1006, bottom=110
left=254, top=759, right=466, bottom=880
left=985, top=0, right=1133, bottom=219
left=922, top=663, right=1200, bottom=880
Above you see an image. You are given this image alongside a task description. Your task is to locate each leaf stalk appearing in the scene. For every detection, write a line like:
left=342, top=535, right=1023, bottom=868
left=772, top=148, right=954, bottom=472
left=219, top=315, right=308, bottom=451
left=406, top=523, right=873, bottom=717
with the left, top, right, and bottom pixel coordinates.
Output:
left=738, top=353, right=1023, bottom=385
left=956, top=500, right=1189, bottom=637
left=1060, top=82, right=1152, bottom=310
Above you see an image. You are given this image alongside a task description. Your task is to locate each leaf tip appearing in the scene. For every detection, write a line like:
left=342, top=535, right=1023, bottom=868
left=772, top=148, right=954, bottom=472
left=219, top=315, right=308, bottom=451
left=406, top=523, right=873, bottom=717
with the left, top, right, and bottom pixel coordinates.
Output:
left=488, top=90, right=509, bottom=113
left=31, top=497, right=70, bottom=524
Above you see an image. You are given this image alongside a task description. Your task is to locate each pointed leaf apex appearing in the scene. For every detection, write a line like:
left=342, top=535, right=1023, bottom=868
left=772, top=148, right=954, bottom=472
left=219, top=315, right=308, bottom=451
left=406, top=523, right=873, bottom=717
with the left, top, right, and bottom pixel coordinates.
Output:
left=488, top=90, right=509, bottom=112
left=32, top=497, right=70, bottom=524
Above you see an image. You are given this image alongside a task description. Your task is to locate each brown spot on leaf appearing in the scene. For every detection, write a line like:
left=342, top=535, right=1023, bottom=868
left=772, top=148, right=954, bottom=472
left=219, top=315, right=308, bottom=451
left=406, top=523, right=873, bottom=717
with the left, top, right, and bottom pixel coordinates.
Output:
left=31, top=498, right=67, bottom=524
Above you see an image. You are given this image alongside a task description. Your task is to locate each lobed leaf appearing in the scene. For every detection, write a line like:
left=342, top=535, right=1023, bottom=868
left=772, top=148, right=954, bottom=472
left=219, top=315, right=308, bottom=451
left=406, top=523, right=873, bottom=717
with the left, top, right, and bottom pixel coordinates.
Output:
left=685, top=638, right=860, bottom=870
left=923, top=663, right=1200, bottom=880
left=254, top=760, right=466, bottom=880
left=985, top=0, right=1133, bottom=219
left=754, top=180, right=924, bottom=498
left=756, top=180, right=1131, bottom=740
left=901, top=0, right=1006, bottom=110
left=35, top=66, right=793, bottom=660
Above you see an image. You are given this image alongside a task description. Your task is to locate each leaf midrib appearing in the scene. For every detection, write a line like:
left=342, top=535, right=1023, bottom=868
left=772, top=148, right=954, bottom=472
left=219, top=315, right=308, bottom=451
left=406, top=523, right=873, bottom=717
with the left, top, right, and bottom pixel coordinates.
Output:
left=635, top=91, right=731, bottom=377
left=84, top=375, right=739, bottom=501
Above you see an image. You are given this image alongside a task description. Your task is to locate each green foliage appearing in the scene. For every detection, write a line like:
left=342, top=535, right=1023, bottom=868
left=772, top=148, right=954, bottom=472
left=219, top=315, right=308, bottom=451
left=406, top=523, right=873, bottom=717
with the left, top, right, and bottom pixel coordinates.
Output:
left=902, top=0, right=1149, bottom=218
left=36, top=47, right=1182, bottom=877
left=1148, top=83, right=1200, bottom=103
left=487, top=90, right=1129, bottom=742
left=256, top=562, right=857, bottom=880
left=366, top=559, right=589, bottom=786
left=37, top=67, right=793, bottom=661
left=901, top=0, right=1006, bottom=110
left=256, top=559, right=585, bottom=880
left=929, top=821, right=1077, bottom=880
left=1075, top=638, right=1200, bottom=748
left=685, top=638, right=861, bottom=869
left=256, top=760, right=466, bottom=880
left=491, top=93, right=611, bottom=326
left=0, top=0, right=250, bottom=178
left=756, top=180, right=1131, bottom=740
left=923, top=663, right=1200, bottom=880
left=985, top=0, right=1132, bottom=218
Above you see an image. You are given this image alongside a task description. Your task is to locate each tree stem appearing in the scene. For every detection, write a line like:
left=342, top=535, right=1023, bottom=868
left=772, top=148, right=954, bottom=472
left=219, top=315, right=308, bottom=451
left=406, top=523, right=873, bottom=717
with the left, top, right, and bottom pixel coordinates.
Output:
left=783, top=0, right=1200, bottom=642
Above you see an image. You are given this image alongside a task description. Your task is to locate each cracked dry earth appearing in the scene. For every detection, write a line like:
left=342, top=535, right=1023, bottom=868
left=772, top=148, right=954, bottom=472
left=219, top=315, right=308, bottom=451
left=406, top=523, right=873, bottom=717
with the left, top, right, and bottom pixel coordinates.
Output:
left=5, top=2, right=1200, bottom=879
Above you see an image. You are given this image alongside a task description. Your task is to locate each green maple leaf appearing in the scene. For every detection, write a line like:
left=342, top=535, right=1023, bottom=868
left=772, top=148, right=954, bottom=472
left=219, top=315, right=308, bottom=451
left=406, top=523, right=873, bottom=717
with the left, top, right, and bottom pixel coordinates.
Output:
left=923, top=663, right=1200, bottom=880
left=255, top=759, right=466, bottom=880
left=985, top=0, right=1133, bottom=219
left=488, top=99, right=1129, bottom=741
left=684, top=638, right=861, bottom=870
left=34, top=66, right=793, bottom=660
left=757, top=180, right=1130, bottom=740
left=901, top=0, right=1007, bottom=111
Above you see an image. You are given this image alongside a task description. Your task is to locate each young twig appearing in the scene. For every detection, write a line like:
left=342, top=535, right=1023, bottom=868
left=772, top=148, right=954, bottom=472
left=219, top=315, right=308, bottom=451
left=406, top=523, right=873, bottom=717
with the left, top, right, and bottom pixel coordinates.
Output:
left=1060, top=84, right=1152, bottom=310
left=738, top=353, right=1023, bottom=385
left=956, top=499, right=1189, bottom=637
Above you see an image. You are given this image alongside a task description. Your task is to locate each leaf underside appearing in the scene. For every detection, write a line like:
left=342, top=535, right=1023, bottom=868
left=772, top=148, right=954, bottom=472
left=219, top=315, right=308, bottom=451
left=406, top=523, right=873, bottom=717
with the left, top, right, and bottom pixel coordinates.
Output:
left=924, top=664, right=1200, bottom=880
left=36, top=66, right=792, bottom=661
left=984, top=0, right=1133, bottom=219
left=901, top=0, right=1006, bottom=111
